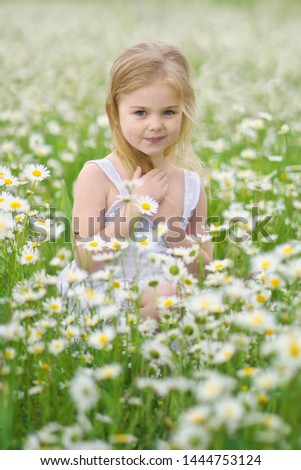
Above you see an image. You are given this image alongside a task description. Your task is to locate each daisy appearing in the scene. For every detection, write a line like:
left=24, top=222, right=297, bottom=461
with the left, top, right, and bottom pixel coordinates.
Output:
left=88, top=327, right=116, bottom=350
left=213, top=343, right=236, bottom=364
left=0, top=211, right=14, bottom=240
left=19, top=246, right=39, bottom=265
left=48, top=338, right=67, bottom=355
left=206, top=258, right=233, bottom=272
left=1, top=174, right=20, bottom=187
left=171, top=425, right=210, bottom=450
left=63, top=265, right=87, bottom=284
left=62, top=325, right=81, bottom=341
left=251, top=252, right=279, bottom=273
left=110, top=434, right=137, bottom=445
left=135, top=195, right=158, bottom=216
left=181, top=405, right=211, bottom=426
left=189, top=290, right=224, bottom=316
left=77, top=236, right=104, bottom=252
left=214, top=398, right=244, bottom=431
left=42, top=297, right=64, bottom=314
left=50, top=247, right=71, bottom=267
left=22, top=163, right=50, bottom=182
left=162, top=258, right=187, bottom=282
left=141, top=339, right=173, bottom=366
left=234, top=309, right=276, bottom=333
left=107, top=237, right=129, bottom=250
left=28, top=342, right=45, bottom=354
left=69, top=368, right=98, bottom=413
left=0, top=165, right=12, bottom=182
left=60, top=151, right=75, bottom=163
left=33, top=144, right=52, bottom=158
left=47, top=120, right=61, bottom=135
left=135, top=235, right=155, bottom=251
left=6, top=195, right=30, bottom=213
left=4, top=347, right=16, bottom=359
left=196, top=372, right=235, bottom=402
left=95, top=363, right=122, bottom=380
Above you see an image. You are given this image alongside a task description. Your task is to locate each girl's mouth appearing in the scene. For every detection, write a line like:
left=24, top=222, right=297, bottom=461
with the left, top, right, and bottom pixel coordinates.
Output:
left=144, top=137, right=165, bottom=144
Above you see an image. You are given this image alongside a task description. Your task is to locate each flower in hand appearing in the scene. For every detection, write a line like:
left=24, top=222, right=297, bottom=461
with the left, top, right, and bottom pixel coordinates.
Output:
left=135, top=195, right=159, bottom=216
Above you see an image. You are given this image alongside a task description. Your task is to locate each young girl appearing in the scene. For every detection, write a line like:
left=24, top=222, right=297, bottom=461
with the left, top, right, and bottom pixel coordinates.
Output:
left=57, top=41, right=213, bottom=320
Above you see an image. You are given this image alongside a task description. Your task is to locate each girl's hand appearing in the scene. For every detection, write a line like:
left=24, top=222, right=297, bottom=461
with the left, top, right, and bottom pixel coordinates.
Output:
left=132, top=167, right=168, bottom=203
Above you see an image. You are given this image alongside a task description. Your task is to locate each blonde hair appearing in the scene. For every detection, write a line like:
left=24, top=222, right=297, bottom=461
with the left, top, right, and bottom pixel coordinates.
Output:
left=105, top=41, right=206, bottom=180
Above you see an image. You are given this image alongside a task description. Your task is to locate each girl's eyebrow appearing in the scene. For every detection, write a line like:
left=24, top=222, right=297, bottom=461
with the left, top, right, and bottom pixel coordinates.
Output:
left=129, top=105, right=180, bottom=109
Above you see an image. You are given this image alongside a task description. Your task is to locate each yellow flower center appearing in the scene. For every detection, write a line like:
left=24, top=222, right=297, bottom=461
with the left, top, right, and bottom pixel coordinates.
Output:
left=282, top=246, right=293, bottom=255
left=261, top=260, right=271, bottom=270
left=289, top=341, right=301, bottom=358
left=224, top=350, right=233, bottom=359
left=115, top=434, right=128, bottom=444
left=24, top=254, right=34, bottom=261
left=98, top=334, right=108, bottom=344
left=251, top=314, right=264, bottom=326
left=258, top=394, right=268, bottom=405
left=270, top=278, right=281, bottom=288
left=265, top=329, right=274, bottom=336
left=32, top=170, right=42, bottom=177
left=214, top=263, right=224, bottom=270
left=4, top=178, right=13, bottom=185
left=163, top=299, right=174, bottom=308
left=199, top=298, right=212, bottom=309
left=89, top=241, right=99, bottom=247
left=192, top=414, right=206, bottom=425
left=10, top=201, right=21, bottom=209
left=50, top=303, right=60, bottom=310
left=256, top=295, right=267, bottom=303
left=141, top=202, right=151, bottom=211
left=4, top=350, right=14, bottom=359
left=85, top=289, right=96, bottom=299
left=103, top=369, right=114, bottom=379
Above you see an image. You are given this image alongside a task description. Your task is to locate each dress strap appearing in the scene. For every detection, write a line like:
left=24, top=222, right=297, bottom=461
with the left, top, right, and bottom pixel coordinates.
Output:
left=84, top=158, right=129, bottom=199
left=183, top=169, right=201, bottom=226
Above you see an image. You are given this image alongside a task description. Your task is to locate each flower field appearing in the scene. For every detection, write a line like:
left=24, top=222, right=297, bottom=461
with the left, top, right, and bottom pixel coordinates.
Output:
left=1, top=0, right=301, bottom=450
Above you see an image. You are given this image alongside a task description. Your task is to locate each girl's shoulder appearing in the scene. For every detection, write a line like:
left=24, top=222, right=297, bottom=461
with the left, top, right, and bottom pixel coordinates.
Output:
left=75, top=155, right=114, bottom=192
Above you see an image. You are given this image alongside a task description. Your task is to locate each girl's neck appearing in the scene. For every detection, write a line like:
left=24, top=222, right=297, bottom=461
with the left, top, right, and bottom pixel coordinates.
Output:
left=110, top=151, right=175, bottom=176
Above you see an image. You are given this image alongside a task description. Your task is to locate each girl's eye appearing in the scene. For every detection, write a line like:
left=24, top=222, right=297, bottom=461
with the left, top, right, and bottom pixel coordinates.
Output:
left=135, top=110, right=146, bottom=117
left=164, top=110, right=176, bottom=115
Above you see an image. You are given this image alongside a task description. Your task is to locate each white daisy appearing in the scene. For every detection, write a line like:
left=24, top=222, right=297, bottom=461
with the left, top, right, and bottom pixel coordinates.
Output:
left=77, top=236, right=104, bottom=252
left=1, top=174, right=20, bottom=187
left=5, top=195, right=30, bottom=213
left=0, top=165, right=12, bottom=182
left=88, top=327, right=116, bottom=350
left=69, top=368, right=98, bottom=413
left=22, top=164, right=51, bottom=182
left=0, top=211, right=14, bottom=240
left=48, top=338, right=67, bottom=355
left=19, top=246, right=39, bottom=265
left=135, top=195, right=159, bottom=216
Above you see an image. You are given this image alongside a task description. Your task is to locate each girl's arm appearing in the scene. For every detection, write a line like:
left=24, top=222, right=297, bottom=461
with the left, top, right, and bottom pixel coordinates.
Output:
left=162, top=184, right=213, bottom=277
left=72, top=163, right=141, bottom=273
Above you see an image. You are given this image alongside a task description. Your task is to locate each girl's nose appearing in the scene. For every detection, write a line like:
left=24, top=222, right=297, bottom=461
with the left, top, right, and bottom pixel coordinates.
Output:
left=148, top=116, right=162, bottom=131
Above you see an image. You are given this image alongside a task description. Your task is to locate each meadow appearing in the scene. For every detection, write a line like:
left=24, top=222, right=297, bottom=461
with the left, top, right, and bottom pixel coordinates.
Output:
left=1, top=0, right=301, bottom=450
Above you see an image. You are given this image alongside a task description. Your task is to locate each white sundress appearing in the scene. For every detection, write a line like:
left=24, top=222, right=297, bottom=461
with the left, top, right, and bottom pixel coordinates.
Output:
left=56, top=157, right=201, bottom=308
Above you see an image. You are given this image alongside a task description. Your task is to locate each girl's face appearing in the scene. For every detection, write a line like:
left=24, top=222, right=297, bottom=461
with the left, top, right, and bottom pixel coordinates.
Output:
left=118, top=80, right=183, bottom=160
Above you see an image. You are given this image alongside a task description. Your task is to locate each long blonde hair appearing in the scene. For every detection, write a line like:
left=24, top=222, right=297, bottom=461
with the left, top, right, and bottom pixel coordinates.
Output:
left=105, top=41, right=206, bottom=180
